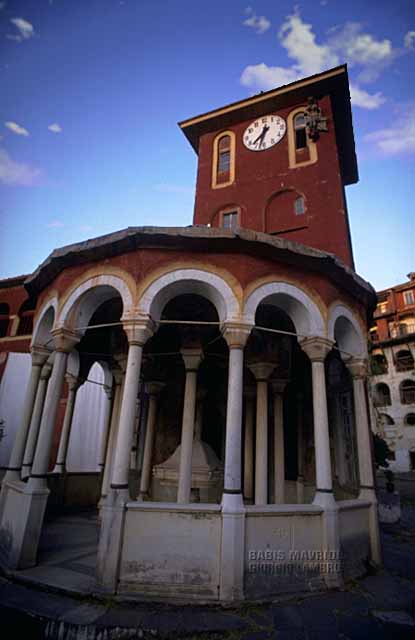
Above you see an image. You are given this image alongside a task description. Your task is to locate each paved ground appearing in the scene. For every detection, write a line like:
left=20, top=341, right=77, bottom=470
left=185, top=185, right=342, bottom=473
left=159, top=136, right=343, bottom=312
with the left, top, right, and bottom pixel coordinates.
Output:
left=1, top=506, right=415, bottom=639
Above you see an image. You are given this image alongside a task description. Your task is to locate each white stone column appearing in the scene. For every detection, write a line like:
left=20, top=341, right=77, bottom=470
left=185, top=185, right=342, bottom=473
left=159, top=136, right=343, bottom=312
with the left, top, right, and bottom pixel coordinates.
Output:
left=28, top=329, right=80, bottom=492
left=97, top=385, right=114, bottom=471
left=177, top=349, right=202, bottom=504
left=296, top=392, right=305, bottom=504
left=300, top=337, right=335, bottom=506
left=110, top=321, right=153, bottom=496
left=347, top=358, right=382, bottom=566
left=21, top=361, right=53, bottom=480
left=272, top=379, right=288, bottom=504
left=300, top=336, right=341, bottom=588
left=52, top=374, right=81, bottom=474
left=220, top=324, right=251, bottom=602
left=100, top=372, right=123, bottom=502
left=249, top=362, right=275, bottom=506
left=0, top=330, right=79, bottom=570
left=243, top=387, right=255, bottom=502
left=3, top=346, right=50, bottom=483
left=97, top=318, right=153, bottom=591
left=138, top=381, right=164, bottom=500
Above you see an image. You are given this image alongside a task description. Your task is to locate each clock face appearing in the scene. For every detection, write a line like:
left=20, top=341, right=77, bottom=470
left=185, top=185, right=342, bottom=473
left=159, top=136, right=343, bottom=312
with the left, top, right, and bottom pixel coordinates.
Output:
left=243, top=115, right=286, bottom=151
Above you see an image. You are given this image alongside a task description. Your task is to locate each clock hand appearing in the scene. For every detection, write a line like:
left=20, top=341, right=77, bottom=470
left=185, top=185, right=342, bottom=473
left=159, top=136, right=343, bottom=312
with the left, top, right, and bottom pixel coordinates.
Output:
left=253, top=124, right=270, bottom=146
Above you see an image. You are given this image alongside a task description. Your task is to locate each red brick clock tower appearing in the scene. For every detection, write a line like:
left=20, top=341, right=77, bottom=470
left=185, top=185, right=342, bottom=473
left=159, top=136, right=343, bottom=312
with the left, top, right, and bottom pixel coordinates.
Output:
left=179, top=65, right=357, bottom=268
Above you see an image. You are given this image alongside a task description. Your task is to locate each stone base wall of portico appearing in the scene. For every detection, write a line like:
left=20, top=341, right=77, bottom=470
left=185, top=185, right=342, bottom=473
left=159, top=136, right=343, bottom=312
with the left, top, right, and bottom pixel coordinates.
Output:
left=118, top=502, right=222, bottom=600
left=103, top=500, right=373, bottom=602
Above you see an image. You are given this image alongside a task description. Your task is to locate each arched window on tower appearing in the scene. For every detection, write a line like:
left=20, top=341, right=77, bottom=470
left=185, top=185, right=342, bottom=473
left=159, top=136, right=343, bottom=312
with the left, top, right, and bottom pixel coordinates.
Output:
left=294, top=113, right=307, bottom=150
left=212, top=131, right=235, bottom=189
left=0, top=303, right=10, bottom=338
left=16, top=298, right=36, bottom=336
left=288, top=108, right=316, bottom=169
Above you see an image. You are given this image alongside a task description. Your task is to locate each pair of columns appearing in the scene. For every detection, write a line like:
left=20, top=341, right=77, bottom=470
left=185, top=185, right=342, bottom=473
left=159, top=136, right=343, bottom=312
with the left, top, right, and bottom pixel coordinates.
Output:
left=2, top=330, right=81, bottom=492
left=137, top=350, right=204, bottom=504
left=244, top=366, right=288, bottom=505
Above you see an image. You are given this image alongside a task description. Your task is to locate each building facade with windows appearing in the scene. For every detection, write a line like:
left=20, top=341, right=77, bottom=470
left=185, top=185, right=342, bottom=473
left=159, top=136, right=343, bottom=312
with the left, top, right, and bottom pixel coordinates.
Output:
left=369, top=273, right=415, bottom=472
left=0, top=65, right=381, bottom=602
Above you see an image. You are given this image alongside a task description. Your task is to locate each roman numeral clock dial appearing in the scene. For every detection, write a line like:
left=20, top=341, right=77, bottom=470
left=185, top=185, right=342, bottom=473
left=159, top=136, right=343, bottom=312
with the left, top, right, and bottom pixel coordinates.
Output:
left=243, top=115, right=286, bottom=151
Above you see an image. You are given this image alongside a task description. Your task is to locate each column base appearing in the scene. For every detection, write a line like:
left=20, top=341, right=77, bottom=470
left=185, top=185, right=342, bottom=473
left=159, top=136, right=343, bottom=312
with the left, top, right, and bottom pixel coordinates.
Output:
left=52, top=463, right=65, bottom=474
left=0, top=479, right=49, bottom=570
left=359, top=487, right=382, bottom=567
left=21, top=465, right=31, bottom=481
left=220, top=492, right=245, bottom=602
left=313, top=490, right=342, bottom=589
left=96, top=488, right=129, bottom=592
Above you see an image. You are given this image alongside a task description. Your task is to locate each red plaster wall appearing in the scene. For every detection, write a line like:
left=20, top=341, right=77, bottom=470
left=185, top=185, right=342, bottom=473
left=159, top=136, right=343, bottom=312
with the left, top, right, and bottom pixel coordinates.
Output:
left=192, top=95, right=354, bottom=267
left=37, top=247, right=367, bottom=326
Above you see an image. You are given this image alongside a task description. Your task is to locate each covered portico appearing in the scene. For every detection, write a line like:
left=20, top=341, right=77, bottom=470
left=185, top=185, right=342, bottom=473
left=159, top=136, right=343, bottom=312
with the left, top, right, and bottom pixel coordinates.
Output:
left=0, top=230, right=381, bottom=603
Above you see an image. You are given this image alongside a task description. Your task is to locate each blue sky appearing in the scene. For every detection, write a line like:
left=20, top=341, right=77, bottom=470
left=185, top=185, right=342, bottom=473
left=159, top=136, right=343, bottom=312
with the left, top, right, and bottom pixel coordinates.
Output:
left=0, top=0, right=413, bottom=290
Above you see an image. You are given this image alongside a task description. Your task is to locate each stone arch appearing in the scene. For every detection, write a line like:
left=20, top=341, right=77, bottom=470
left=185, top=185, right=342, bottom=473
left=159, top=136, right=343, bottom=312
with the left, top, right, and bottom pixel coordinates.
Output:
left=243, top=281, right=325, bottom=338
left=57, top=274, right=134, bottom=335
left=137, top=268, right=240, bottom=323
left=328, top=304, right=366, bottom=358
left=31, top=297, right=58, bottom=349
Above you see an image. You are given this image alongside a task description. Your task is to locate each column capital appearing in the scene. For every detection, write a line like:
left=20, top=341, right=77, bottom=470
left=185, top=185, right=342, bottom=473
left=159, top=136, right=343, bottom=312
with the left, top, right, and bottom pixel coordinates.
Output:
left=51, top=328, right=81, bottom=353
left=248, top=361, right=275, bottom=382
left=146, top=381, right=165, bottom=396
left=271, top=378, right=289, bottom=395
left=122, top=317, right=155, bottom=346
left=40, top=361, right=53, bottom=381
left=181, top=348, right=203, bottom=372
left=222, top=322, right=253, bottom=350
left=345, top=357, right=368, bottom=380
left=65, top=372, right=81, bottom=392
left=300, top=336, right=334, bottom=362
left=30, top=344, right=51, bottom=367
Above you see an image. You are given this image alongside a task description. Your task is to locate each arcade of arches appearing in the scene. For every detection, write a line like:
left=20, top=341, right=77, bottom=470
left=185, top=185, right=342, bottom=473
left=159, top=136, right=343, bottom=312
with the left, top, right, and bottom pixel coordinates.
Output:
left=0, top=263, right=380, bottom=602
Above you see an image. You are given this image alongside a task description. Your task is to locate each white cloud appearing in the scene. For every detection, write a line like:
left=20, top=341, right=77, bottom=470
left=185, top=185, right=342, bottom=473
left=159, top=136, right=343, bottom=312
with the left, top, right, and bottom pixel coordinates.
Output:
left=349, top=84, right=386, bottom=110
left=328, top=22, right=395, bottom=83
left=46, top=220, right=65, bottom=228
left=0, top=147, right=41, bottom=186
left=5, top=121, right=30, bottom=136
left=279, top=13, right=338, bottom=76
left=365, top=105, right=415, bottom=155
left=240, top=63, right=299, bottom=91
left=240, top=11, right=388, bottom=109
left=243, top=7, right=271, bottom=35
left=10, top=17, right=34, bottom=41
left=48, top=123, right=62, bottom=133
left=404, top=31, right=415, bottom=49
left=329, top=23, right=392, bottom=65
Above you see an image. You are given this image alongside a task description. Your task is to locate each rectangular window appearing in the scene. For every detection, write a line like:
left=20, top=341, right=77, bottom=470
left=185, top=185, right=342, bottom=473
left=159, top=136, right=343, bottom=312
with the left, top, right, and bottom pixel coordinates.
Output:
left=294, top=196, right=305, bottom=215
left=404, top=290, right=414, bottom=306
left=222, top=211, right=238, bottom=230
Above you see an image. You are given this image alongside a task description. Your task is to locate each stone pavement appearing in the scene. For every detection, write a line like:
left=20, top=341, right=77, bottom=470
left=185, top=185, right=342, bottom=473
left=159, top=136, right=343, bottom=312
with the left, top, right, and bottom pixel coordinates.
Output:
left=1, top=507, right=415, bottom=639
